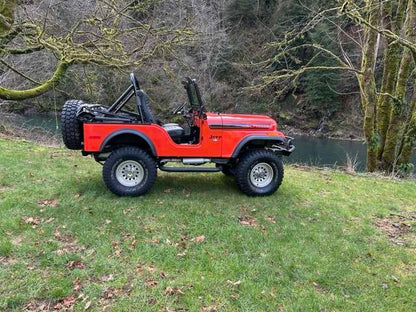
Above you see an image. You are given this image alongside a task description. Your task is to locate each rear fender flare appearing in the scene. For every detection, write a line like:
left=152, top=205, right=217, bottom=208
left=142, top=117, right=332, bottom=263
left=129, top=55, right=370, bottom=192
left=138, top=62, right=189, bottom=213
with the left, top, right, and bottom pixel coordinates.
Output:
left=231, top=135, right=285, bottom=158
left=99, top=129, right=157, bottom=156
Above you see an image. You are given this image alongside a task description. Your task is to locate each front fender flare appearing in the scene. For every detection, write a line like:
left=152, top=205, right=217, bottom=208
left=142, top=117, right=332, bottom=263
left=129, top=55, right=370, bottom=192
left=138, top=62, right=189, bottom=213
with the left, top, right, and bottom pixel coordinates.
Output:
left=231, top=135, right=286, bottom=158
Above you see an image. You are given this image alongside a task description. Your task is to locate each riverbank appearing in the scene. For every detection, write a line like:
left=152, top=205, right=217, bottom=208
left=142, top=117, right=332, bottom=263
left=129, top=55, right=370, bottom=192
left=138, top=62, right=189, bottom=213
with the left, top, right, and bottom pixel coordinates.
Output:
left=0, top=137, right=415, bottom=310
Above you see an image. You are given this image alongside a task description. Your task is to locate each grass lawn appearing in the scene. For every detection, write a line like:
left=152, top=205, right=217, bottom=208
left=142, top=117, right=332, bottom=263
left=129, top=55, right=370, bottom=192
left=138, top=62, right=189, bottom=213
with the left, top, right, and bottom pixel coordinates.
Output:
left=0, top=137, right=415, bottom=311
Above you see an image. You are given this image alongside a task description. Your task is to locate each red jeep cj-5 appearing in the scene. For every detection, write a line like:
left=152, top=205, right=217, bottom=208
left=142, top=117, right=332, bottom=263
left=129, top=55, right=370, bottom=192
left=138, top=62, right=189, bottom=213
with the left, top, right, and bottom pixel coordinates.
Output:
left=61, top=74, right=295, bottom=197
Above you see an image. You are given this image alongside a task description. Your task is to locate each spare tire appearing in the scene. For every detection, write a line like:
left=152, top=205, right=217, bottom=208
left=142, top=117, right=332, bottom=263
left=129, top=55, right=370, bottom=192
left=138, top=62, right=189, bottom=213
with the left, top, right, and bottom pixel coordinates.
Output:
left=61, top=100, right=84, bottom=150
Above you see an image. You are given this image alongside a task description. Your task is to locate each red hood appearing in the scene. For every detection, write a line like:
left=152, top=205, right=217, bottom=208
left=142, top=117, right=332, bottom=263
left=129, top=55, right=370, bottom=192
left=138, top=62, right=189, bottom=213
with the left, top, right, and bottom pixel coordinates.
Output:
left=206, top=113, right=277, bottom=130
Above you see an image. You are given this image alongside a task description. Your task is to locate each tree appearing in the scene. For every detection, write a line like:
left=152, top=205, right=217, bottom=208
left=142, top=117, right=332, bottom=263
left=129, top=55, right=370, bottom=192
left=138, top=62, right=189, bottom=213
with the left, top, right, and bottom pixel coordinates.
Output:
left=254, top=0, right=416, bottom=173
left=0, top=0, right=193, bottom=101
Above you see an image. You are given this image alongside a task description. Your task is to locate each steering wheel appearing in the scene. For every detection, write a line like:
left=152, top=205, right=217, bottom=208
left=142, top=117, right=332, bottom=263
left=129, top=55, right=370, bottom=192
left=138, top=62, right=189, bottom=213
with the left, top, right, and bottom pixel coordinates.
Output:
left=172, top=103, right=186, bottom=115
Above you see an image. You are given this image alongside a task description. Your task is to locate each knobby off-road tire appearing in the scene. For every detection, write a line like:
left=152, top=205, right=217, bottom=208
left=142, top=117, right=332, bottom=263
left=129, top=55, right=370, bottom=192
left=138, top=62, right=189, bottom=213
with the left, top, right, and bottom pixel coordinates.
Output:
left=61, top=100, right=84, bottom=150
left=103, top=147, right=157, bottom=197
left=235, top=149, right=284, bottom=196
left=221, top=164, right=236, bottom=177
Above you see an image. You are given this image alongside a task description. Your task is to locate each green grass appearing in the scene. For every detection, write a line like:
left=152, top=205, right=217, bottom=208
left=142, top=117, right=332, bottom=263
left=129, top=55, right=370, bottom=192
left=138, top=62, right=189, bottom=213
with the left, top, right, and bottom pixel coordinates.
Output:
left=0, top=138, right=415, bottom=311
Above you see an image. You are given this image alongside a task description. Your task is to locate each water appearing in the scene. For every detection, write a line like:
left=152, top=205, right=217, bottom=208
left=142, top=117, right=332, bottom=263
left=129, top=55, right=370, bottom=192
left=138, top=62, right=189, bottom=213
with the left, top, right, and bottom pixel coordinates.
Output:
left=285, top=135, right=368, bottom=171
left=17, top=113, right=60, bottom=133
left=16, top=114, right=415, bottom=172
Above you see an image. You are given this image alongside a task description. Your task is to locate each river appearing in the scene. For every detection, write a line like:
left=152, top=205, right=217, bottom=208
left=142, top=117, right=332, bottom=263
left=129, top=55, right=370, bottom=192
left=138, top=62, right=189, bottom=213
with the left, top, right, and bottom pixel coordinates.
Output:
left=15, top=113, right=415, bottom=172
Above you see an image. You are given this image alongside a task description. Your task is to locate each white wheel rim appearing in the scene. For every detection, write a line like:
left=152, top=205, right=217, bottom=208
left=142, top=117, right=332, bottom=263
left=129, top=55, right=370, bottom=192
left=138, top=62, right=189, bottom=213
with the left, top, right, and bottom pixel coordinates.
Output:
left=250, top=162, right=274, bottom=188
left=115, top=160, right=145, bottom=187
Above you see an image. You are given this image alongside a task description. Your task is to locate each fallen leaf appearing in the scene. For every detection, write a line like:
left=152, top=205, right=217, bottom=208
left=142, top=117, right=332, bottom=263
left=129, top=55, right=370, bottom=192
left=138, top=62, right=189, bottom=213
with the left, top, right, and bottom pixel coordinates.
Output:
left=73, top=278, right=82, bottom=292
left=200, top=305, right=217, bottom=312
left=66, top=260, right=86, bottom=269
left=111, top=241, right=118, bottom=248
left=194, top=235, right=205, bottom=243
left=145, top=237, right=159, bottom=244
left=164, top=287, right=185, bottom=295
left=29, top=172, right=34, bottom=178
left=37, top=199, right=59, bottom=207
left=100, top=274, right=114, bottom=282
left=23, top=217, right=41, bottom=225
left=11, top=237, right=22, bottom=244
left=84, top=301, right=91, bottom=310
left=145, top=279, right=158, bottom=288
left=25, top=300, right=53, bottom=311
left=226, top=280, right=241, bottom=286
left=147, top=298, right=157, bottom=305
left=265, top=216, right=276, bottom=223
left=238, top=216, right=257, bottom=227
left=103, top=287, right=124, bottom=299
left=164, top=188, right=172, bottom=193
left=105, top=219, right=112, bottom=224
left=177, top=251, right=187, bottom=257
left=54, top=296, right=77, bottom=310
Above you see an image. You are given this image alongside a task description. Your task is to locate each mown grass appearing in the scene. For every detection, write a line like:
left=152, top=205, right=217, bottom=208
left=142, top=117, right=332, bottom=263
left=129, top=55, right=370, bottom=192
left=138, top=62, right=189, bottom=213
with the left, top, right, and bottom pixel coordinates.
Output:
left=0, top=137, right=415, bottom=311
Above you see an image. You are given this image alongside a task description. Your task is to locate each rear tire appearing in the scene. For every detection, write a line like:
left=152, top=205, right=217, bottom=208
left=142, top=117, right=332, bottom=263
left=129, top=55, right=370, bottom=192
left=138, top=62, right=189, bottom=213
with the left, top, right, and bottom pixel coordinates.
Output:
left=61, top=100, right=84, bottom=150
left=103, top=147, right=157, bottom=197
left=235, top=149, right=284, bottom=196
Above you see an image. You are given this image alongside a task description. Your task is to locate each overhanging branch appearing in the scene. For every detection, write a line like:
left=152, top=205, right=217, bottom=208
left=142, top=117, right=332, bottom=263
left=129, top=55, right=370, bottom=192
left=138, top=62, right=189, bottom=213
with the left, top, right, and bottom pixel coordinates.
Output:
left=0, top=60, right=69, bottom=100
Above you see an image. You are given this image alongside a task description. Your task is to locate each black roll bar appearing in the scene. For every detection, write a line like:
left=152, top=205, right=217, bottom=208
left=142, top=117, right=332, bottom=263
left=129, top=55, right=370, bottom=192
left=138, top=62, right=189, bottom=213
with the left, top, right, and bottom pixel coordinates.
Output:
left=107, top=73, right=144, bottom=123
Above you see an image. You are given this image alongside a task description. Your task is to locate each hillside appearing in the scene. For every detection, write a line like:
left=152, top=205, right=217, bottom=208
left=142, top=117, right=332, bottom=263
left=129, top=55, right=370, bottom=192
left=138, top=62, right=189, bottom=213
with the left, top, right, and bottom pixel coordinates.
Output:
left=0, top=0, right=364, bottom=139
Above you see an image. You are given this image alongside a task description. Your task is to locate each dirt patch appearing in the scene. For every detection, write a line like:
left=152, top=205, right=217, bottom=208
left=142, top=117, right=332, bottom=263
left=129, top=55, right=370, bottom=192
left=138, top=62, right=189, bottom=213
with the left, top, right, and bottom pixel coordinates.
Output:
left=375, top=213, right=416, bottom=246
left=24, top=300, right=55, bottom=311
left=0, top=185, right=12, bottom=192
left=0, top=256, right=17, bottom=266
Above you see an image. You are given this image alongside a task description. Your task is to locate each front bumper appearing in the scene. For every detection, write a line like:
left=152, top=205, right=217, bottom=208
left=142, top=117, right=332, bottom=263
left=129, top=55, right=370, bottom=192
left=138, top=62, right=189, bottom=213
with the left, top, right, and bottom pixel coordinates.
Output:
left=271, top=137, right=295, bottom=156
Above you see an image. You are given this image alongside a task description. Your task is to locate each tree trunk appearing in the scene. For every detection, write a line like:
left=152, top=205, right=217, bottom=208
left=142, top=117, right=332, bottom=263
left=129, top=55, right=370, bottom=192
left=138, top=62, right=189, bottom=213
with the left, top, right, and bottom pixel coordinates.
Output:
left=359, top=0, right=380, bottom=172
left=382, top=0, right=416, bottom=170
left=398, top=95, right=416, bottom=164
left=377, top=0, right=406, bottom=161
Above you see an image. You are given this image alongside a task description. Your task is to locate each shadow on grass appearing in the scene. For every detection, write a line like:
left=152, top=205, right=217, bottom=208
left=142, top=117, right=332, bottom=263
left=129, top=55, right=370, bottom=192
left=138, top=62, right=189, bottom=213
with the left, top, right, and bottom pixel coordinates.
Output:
left=71, top=171, right=301, bottom=218
left=74, top=172, right=241, bottom=196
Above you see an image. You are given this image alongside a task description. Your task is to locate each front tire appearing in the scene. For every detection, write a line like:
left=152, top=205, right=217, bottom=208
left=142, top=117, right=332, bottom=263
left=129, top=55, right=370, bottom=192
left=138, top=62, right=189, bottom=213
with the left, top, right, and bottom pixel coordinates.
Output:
left=220, top=164, right=235, bottom=177
left=235, top=150, right=284, bottom=196
left=103, top=147, right=157, bottom=197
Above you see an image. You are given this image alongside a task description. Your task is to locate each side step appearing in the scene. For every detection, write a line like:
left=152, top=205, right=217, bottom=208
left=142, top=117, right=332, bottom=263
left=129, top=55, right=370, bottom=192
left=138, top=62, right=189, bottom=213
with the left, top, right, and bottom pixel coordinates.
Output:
left=159, top=165, right=222, bottom=173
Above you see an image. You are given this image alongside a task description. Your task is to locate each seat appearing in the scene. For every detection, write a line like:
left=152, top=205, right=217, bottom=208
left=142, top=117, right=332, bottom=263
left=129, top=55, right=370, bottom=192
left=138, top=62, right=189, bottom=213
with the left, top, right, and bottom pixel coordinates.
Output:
left=136, top=91, right=185, bottom=139
left=162, top=123, right=185, bottom=138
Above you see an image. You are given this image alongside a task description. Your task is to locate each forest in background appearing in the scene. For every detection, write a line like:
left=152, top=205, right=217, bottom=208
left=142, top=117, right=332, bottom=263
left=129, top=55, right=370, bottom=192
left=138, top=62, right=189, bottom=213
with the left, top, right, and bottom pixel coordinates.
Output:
left=0, top=0, right=363, bottom=139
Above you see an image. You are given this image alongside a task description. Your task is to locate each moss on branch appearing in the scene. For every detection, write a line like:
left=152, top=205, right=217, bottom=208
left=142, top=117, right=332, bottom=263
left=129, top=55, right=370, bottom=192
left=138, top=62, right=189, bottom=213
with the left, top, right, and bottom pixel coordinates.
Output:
left=0, top=61, right=69, bottom=100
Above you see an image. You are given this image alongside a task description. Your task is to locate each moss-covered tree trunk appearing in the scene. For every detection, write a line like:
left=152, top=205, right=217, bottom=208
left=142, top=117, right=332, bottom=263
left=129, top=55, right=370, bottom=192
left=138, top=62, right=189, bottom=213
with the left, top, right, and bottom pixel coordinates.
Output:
left=382, top=0, right=416, bottom=170
left=398, top=96, right=416, bottom=164
left=359, top=0, right=379, bottom=172
left=376, top=0, right=406, bottom=161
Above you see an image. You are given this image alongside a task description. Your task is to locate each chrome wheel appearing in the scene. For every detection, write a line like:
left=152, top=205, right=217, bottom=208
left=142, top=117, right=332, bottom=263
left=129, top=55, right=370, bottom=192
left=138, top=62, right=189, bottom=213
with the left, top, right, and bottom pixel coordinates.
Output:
left=115, top=160, right=145, bottom=187
left=250, top=162, right=274, bottom=187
